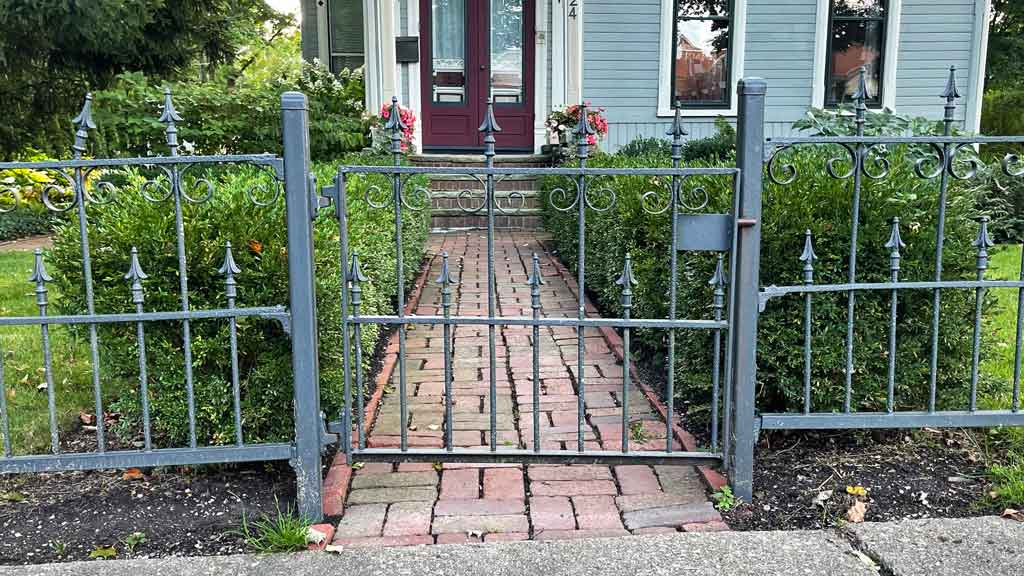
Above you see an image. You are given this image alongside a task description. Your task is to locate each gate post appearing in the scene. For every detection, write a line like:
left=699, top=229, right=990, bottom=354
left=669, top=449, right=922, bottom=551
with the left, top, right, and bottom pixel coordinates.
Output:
left=728, top=78, right=766, bottom=502
left=282, top=91, right=323, bottom=521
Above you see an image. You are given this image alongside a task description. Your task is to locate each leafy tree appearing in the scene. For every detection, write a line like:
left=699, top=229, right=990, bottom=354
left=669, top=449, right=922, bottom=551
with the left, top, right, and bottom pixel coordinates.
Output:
left=987, top=0, right=1024, bottom=90
left=0, top=0, right=287, bottom=159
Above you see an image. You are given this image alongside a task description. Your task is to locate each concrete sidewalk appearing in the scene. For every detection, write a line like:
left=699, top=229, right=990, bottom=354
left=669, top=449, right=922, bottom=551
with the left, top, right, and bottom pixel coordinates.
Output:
left=4, top=517, right=1020, bottom=576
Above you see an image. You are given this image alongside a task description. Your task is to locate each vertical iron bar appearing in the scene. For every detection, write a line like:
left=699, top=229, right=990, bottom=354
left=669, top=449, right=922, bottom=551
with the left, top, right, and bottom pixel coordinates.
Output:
left=800, top=230, right=816, bottom=414
left=528, top=254, right=544, bottom=453
left=219, top=243, right=244, bottom=445
left=929, top=66, right=961, bottom=413
left=0, top=341, right=9, bottom=457
left=160, top=90, right=197, bottom=448
left=1014, top=241, right=1024, bottom=413
left=970, top=217, right=993, bottom=411
left=31, top=250, right=58, bottom=454
left=282, top=91, right=323, bottom=522
left=729, top=77, right=766, bottom=502
left=666, top=104, right=685, bottom=452
left=574, top=102, right=596, bottom=453
left=337, top=171, right=357, bottom=452
left=616, top=254, right=637, bottom=453
left=436, top=252, right=457, bottom=452
left=349, top=252, right=369, bottom=458
left=480, top=101, right=501, bottom=451
left=125, top=247, right=153, bottom=451
left=71, top=94, right=105, bottom=452
left=710, top=254, right=726, bottom=450
left=722, top=177, right=741, bottom=462
left=844, top=68, right=869, bottom=414
left=885, top=218, right=905, bottom=414
left=384, top=97, right=410, bottom=452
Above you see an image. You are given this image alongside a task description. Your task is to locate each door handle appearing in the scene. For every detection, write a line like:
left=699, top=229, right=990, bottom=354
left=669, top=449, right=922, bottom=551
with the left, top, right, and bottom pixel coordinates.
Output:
left=480, top=65, right=487, bottom=71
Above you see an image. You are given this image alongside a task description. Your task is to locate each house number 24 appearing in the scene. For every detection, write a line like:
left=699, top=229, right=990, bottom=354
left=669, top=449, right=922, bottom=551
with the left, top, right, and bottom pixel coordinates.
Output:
left=568, top=0, right=578, bottom=19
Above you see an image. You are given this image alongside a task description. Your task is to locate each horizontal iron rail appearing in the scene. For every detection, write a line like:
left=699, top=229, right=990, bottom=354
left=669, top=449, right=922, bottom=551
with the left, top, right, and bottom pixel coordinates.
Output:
left=350, top=448, right=722, bottom=467
left=759, top=411, right=1024, bottom=431
left=349, top=315, right=727, bottom=330
left=0, top=443, right=294, bottom=474
left=762, top=279, right=1024, bottom=300
left=0, top=154, right=283, bottom=175
left=766, top=135, right=1024, bottom=146
left=0, top=306, right=288, bottom=327
left=338, top=165, right=739, bottom=177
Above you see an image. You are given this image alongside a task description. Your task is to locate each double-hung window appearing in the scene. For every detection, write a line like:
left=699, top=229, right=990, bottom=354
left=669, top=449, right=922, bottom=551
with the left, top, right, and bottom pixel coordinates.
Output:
left=825, top=0, right=887, bottom=107
left=672, top=1, right=734, bottom=108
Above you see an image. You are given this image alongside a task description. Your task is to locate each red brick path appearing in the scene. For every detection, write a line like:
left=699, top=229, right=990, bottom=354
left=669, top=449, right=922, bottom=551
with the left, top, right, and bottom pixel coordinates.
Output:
left=331, top=231, right=725, bottom=546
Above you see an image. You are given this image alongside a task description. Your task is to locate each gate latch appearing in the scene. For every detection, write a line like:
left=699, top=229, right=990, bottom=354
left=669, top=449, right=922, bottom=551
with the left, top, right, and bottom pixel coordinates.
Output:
left=310, top=174, right=335, bottom=220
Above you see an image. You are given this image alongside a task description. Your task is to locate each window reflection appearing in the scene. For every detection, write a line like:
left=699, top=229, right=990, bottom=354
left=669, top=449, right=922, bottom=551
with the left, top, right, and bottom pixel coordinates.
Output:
left=673, top=1, right=732, bottom=106
left=826, top=0, right=886, bottom=106
left=491, top=0, right=524, bottom=103
left=432, top=0, right=466, bottom=103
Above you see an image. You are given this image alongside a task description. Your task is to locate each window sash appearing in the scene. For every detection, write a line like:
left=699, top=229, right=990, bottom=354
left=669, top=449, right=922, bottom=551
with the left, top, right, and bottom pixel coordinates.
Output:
left=825, top=0, right=887, bottom=107
left=672, top=0, right=734, bottom=109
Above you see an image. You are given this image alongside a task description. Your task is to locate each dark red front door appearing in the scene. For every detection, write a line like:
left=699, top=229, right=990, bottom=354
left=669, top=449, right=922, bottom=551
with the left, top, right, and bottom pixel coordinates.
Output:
left=420, top=0, right=535, bottom=151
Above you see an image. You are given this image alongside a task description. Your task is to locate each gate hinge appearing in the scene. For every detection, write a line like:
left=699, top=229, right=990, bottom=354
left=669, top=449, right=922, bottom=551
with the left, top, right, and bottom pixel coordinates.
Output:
left=320, top=412, right=339, bottom=447
left=309, top=174, right=334, bottom=220
left=315, top=175, right=339, bottom=219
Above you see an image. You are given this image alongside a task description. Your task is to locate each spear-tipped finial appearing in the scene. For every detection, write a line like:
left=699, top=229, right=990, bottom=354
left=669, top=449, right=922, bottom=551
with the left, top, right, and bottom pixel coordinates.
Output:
left=383, top=96, right=408, bottom=132
left=29, top=248, right=52, bottom=285
left=574, top=102, right=597, bottom=138
left=434, top=252, right=458, bottom=286
left=974, top=216, right=994, bottom=269
left=158, top=87, right=183, bottom=124
left=666, top=100, right=687, bottom=141
left=799, top=229, right=817, bottom=283
left=708, top=254, right=727, bottom=289
left=616, top=253, right=638, bottom=290
left=478, top=99, right=503, bottom=135
left=348, top=251, right=369, bottom=284
left=885, top=217, right=906, bottom=252
left=852, top=66, right=870, bottom=103
left=941, top=65, right=961, bottom=101
left=124, top=247, right=149, bottom=283
left=71, top=93, right=96, bottom=158
left=527, top=253, right=545, bottom=287
left=218, top=241, right=241, bottom=277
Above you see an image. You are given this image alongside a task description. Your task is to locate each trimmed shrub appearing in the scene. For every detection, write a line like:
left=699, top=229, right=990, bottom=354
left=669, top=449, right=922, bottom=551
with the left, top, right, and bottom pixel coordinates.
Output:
left=542, top=147, right=988, bottom=423
left=0, top=204, right=52, bottom=241
left=49, top=154, right=429, bottom=446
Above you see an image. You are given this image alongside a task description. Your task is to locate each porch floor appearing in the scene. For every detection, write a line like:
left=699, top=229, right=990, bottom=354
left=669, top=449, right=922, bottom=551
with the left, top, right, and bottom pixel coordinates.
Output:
left=331, top=231, right=723, bottom=546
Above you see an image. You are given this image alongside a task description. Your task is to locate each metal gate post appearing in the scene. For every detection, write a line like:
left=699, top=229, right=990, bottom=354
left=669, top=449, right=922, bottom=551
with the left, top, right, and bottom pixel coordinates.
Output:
left=728, top=78, right=766, bottom=502
left=282, top=92, right=323, bottom=521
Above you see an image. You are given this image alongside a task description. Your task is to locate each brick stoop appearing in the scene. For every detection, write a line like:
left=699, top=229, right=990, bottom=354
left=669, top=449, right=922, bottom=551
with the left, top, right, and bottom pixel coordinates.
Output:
left=410, top=154, right=549, bottom=231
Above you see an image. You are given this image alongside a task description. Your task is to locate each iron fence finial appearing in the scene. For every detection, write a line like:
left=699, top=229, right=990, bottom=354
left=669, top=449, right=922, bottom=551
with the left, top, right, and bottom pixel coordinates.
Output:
left=799, top=229, right=817, bottom=283
left=885, top=218, right=905, bottom=272
left=159, top=87, right=183, bottom=154
left=974, top=216, right=994, bottom=271
left=348, top=251, right=368, bottom=284
left=218, top=241, right=242, bottom=277
left=124, top=247, right=149, bottom=304
left=434, top=251, right=458, bottom=286
left=29, top=248, right=52, bottom=285
left=942, top=65, right=962, bottom=102
left=478, top=99, right=503, bottom=135
left=527, top=252, right=545, bottom=287
left=667, top=100, right=687, bottom=140
left=852, top=66, right=870, bottom=104
left=616, top=253, right=638, bottom=308
left=383, top=96, right=407, bottom=132
left=709, top=254, right=727, bottom=289
left=71, top=93, right=96, bottom=159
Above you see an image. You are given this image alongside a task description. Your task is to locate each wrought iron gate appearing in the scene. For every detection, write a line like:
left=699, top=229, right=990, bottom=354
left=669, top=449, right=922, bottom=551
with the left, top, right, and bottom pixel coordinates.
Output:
left=324, top=80, right=768, bottom=501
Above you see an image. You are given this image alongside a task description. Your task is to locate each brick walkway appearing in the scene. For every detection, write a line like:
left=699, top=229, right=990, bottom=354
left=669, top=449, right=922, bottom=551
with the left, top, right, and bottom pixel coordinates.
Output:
left=332, top=231, right=724, bottom=546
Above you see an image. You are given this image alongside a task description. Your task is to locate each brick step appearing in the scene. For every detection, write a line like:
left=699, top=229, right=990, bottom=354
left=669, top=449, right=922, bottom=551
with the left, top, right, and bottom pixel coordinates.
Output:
left=430, top=190, right=542, bottom=214
left=428, top=174, right=542, bottom=192
left=411, top=153, right=552, bottom=169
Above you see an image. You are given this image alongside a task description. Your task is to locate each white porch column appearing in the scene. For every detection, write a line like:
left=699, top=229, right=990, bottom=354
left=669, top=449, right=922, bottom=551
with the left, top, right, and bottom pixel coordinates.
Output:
left=363, top=0, right=400, bottom=112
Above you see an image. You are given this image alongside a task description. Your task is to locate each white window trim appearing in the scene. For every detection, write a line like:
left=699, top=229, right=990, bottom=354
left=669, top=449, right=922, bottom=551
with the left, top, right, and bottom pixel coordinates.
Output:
left=967, top=0, right=991, bottom=134
left=812, top=0, right=901, bottom=111
left=657, top=0, right=747, bottom=118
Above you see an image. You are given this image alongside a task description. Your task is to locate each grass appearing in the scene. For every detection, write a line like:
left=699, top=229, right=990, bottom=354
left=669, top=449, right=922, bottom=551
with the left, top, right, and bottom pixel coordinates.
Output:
left=979, top=244, right=1024, bottom=506
left=0, top=249, right=126, bottom=454
left=234, top=499, right=310, bottom=553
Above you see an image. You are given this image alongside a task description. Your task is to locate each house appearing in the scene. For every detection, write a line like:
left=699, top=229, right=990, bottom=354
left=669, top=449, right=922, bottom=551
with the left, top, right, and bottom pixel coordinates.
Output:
left=300, top=0, right=992, bottom=153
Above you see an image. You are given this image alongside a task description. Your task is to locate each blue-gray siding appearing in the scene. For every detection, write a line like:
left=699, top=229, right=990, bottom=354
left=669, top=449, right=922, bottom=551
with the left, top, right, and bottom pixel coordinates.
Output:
left=896, top=0, right=975, bottom=121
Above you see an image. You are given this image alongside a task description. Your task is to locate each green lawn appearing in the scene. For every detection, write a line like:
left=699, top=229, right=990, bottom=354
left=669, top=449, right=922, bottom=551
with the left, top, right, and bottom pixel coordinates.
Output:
left=980, top=244, right=1024, bottom=506
left=0, top=249, right=124, bottom=454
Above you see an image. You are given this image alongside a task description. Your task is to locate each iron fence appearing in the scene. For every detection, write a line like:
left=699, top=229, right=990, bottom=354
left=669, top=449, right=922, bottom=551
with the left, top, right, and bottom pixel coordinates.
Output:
left=757, top=66, right=1024, bottom=435
left=0, top=91, right=324, bottom=520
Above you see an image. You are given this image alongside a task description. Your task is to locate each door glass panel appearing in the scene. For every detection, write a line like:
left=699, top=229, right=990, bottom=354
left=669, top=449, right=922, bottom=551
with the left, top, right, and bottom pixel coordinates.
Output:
left=432, top=0, right=466, bottom=103
left=490, top=0, right=524, bottom=104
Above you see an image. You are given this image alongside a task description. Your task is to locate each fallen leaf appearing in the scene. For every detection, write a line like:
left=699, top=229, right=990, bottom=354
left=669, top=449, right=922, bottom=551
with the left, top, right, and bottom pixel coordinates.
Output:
left=79, top=411, right=95, bottom=425
left=846, top=501, right=867, bottom=523
left=350, top=462, right=364, bottom=470
left=427, top=424, right=440, bottom=431
left=846, top=485, right=867, bottom=497
left=812, top=490, right=833, bottom=508
left=305, top=526, right=328, bottom=545
left=36, top=382, right=47, bottom=391
left=0, top=491, right=25, bottom=502
left=122, top=468, right=144, bottom=481
left=324, top=544, right=345, bottom=553
left=1001, top=509, right=1023, bottom=522
left=89, top=546, right=117, bottom=559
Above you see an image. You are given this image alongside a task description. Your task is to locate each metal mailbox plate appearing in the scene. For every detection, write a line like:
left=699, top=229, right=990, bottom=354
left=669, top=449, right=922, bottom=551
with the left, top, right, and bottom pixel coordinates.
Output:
left=675, top=213, right=733, bottom=252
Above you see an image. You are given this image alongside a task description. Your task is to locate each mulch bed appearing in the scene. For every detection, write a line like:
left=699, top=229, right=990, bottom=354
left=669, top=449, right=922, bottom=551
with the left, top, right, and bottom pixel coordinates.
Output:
left=0, top=426, right=296, bottom=565
left=722, top=429, right=1003, bottom=530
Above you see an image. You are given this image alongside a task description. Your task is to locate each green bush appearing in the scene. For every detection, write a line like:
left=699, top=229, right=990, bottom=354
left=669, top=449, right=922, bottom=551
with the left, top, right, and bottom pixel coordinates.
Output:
left=0, top=204, right=52, bottom=241
left=90, top=64, right=366, bottom=163
left=49, top=154, right=429, bottom=446
left=542, top=146, right=988, bottom=422
left=615, top=117, right=735, bottom=162
left=982, top=89, right=1024, bottom=139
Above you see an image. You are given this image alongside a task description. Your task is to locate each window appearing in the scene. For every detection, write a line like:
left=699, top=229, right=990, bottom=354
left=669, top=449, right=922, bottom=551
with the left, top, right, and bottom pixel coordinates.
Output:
left=672, top=1, right=734, bottom=108
left=825, top=0, right=886, bottom=107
